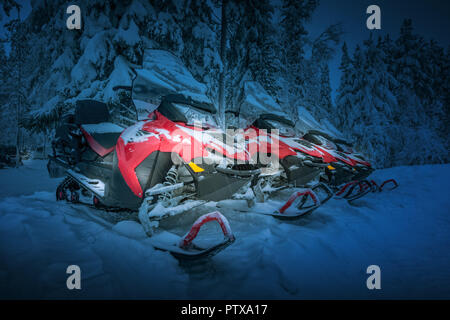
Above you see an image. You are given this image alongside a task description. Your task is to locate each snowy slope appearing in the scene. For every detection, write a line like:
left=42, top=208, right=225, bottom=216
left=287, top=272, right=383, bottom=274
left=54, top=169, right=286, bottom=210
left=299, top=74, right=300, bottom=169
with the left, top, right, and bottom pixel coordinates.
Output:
left=0, top=161, right=449, bottom=299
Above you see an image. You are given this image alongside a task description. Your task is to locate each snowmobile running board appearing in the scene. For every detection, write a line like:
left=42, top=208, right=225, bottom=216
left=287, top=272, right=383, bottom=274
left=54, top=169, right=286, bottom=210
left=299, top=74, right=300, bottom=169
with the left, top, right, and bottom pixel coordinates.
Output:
left=67, top=169, right=105, bottom=198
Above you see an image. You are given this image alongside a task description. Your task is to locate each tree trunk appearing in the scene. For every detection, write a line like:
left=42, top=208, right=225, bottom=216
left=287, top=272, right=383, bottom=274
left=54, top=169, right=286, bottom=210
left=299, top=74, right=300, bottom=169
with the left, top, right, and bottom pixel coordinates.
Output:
left=15, top=7, right=22, bottom=167
left=218, top=0, right=228, bottom=129
left=42, top=132, right=47, bottom=159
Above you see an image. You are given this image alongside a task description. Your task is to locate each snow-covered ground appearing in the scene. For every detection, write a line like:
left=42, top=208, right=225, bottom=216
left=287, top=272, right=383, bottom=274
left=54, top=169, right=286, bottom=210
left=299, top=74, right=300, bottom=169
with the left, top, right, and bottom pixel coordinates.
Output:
left=0, top=160, right=449, bottom=299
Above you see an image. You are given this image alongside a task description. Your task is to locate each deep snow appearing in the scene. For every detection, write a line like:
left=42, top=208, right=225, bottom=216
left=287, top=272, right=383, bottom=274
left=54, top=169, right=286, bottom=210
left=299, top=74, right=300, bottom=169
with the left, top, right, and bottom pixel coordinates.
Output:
left=0, top=160, right=449, bottom=299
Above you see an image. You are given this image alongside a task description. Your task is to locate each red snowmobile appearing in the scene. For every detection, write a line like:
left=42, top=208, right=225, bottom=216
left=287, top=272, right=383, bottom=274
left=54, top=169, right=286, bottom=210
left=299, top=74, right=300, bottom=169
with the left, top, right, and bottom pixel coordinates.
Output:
left=302, top=130, right=398, bottom=196
left=47, top=69, right=263, bottom=259
left=244, top=114, right=398, bottom=202
left=223, top=111, right=335, bottom=217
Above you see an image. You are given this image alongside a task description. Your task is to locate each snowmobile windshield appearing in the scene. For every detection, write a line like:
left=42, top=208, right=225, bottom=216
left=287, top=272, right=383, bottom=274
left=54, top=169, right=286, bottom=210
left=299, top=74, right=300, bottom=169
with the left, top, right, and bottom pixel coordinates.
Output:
left=255, top=114, right=296, bottom=137
left=336, top=142, right=354, bottom=154
left=157, top=95, right=218, bottom=129
left=131, top=71, right=176, bottom=117
left=313, top=134, right=338, bottom=150
left=265, top=120, right=296, bottom=137
left=171, top=103, right=218, bottom=129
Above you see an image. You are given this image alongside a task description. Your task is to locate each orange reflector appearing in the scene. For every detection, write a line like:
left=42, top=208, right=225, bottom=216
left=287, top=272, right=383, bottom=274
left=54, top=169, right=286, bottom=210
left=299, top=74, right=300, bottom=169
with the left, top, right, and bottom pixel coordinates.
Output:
left=327, top=165, right=335, bottom=170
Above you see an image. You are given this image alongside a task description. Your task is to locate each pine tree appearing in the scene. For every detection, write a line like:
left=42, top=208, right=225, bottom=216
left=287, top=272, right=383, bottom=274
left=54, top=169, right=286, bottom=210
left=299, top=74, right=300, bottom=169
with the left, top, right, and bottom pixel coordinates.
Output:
left=337, top=37, right=399, bottom=167
left=335, top=42, right=353, bottom=129
left=225, top=0, right=282, bottom=114
left=279, top=0, right=318, bottom=116
left=180, top=0, right=221, bottom=102
left=3, top=2, right=30, bottom=166
left=318, top=63, right=333, bottom=114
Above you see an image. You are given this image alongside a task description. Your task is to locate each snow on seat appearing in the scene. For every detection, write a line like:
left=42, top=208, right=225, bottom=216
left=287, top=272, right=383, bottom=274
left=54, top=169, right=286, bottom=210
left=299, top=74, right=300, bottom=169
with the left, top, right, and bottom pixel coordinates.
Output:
left=81, top=122, right=125, bottom=135
left=80, top=122, right=124, bottom=156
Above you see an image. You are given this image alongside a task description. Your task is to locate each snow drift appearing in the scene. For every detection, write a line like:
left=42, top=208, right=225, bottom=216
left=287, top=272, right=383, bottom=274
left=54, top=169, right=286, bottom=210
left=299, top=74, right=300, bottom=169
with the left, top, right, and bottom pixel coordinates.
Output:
left=0, top=161, right=449, bottom=299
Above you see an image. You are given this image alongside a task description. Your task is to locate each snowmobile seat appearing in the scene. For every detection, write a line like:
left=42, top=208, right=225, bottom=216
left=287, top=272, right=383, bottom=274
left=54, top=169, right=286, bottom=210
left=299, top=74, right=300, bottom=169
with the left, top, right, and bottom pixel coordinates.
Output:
left=74, top=100, right=124, bottom=156
left=81, top=122, right=124, bottom=148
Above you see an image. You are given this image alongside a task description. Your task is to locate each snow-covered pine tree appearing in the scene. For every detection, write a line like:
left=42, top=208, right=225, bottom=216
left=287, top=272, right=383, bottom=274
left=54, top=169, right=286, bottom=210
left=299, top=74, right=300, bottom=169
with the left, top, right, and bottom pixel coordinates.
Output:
left=337, top=36, right=400, bottom=167
left=2, top=2, right=31, bottom=166
left=278, top=0, right=318, bottom=118
left=392, top=19, right=425, bottom=127
left=304, top=23, right=342, bottom=120
left=0, top=45, right=16, bottom=147
left=391, top=19, right=447, bottom=165
left=317, top=63, right=333, bottom=115
left=278, top=0, right=341, bottom=123
left=225, top=0, right=281, bottom=113
left=423, top=39, right=449, bottom=148
left=335, top=42, right=353, bottom=130
left=442, top=46, right=450, bottom=150
left=180, top=0, right=220, bottom=98
left=3, top=0, right=221, bottom=151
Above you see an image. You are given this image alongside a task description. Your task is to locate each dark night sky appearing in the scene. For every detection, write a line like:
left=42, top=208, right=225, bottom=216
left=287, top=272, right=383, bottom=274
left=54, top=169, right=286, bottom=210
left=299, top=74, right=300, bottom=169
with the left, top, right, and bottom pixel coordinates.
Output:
left=307, top=0, right=450, bottom=98
left=1, top=0, right=449, bottom=98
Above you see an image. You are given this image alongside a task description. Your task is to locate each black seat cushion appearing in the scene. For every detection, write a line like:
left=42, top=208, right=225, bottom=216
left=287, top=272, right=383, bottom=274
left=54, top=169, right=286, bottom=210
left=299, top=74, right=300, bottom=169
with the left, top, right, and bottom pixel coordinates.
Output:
left=74, top=100, right=111, bottom=125
left=88, top=132, right=122, bottom=150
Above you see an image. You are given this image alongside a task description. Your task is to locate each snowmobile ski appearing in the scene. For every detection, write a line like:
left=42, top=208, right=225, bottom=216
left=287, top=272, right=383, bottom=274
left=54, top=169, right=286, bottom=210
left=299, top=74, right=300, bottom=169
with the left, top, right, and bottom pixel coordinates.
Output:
left=222, top=183, right=333, bottom=219
left=140, top=211, right=235, bottom=260
left=69, top=202, right=235, bottom=260
left=334, top=180, right=372, bottom=201
left=371, top=179, right=399, bottom=192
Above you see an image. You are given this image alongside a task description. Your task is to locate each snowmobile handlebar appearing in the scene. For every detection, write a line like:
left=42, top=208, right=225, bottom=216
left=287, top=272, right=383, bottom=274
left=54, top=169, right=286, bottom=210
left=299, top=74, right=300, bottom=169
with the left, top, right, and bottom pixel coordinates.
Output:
left=215, top=166, right=260, bottom=177
left=112, top=85, right=132, bottom=92
left=225, top=110, right=240, bottom=116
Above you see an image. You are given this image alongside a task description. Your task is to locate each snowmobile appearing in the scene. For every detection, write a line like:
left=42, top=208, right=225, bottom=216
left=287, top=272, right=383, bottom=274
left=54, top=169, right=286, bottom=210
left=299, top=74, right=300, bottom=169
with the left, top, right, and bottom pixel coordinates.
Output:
left=227, top=79, right=397, bottom=203
left=302, top=130, right=398, bottom=195
left=224, top=110, right=335, bottom=218
left=247, top=114, right=399, bottom=202
left=47, top=70, right=266, bottom=259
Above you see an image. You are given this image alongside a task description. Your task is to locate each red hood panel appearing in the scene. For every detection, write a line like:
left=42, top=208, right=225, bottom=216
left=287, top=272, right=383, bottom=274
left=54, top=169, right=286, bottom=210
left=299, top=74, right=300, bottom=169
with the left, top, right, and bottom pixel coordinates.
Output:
left=116, top=112, right=249, bottom=198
